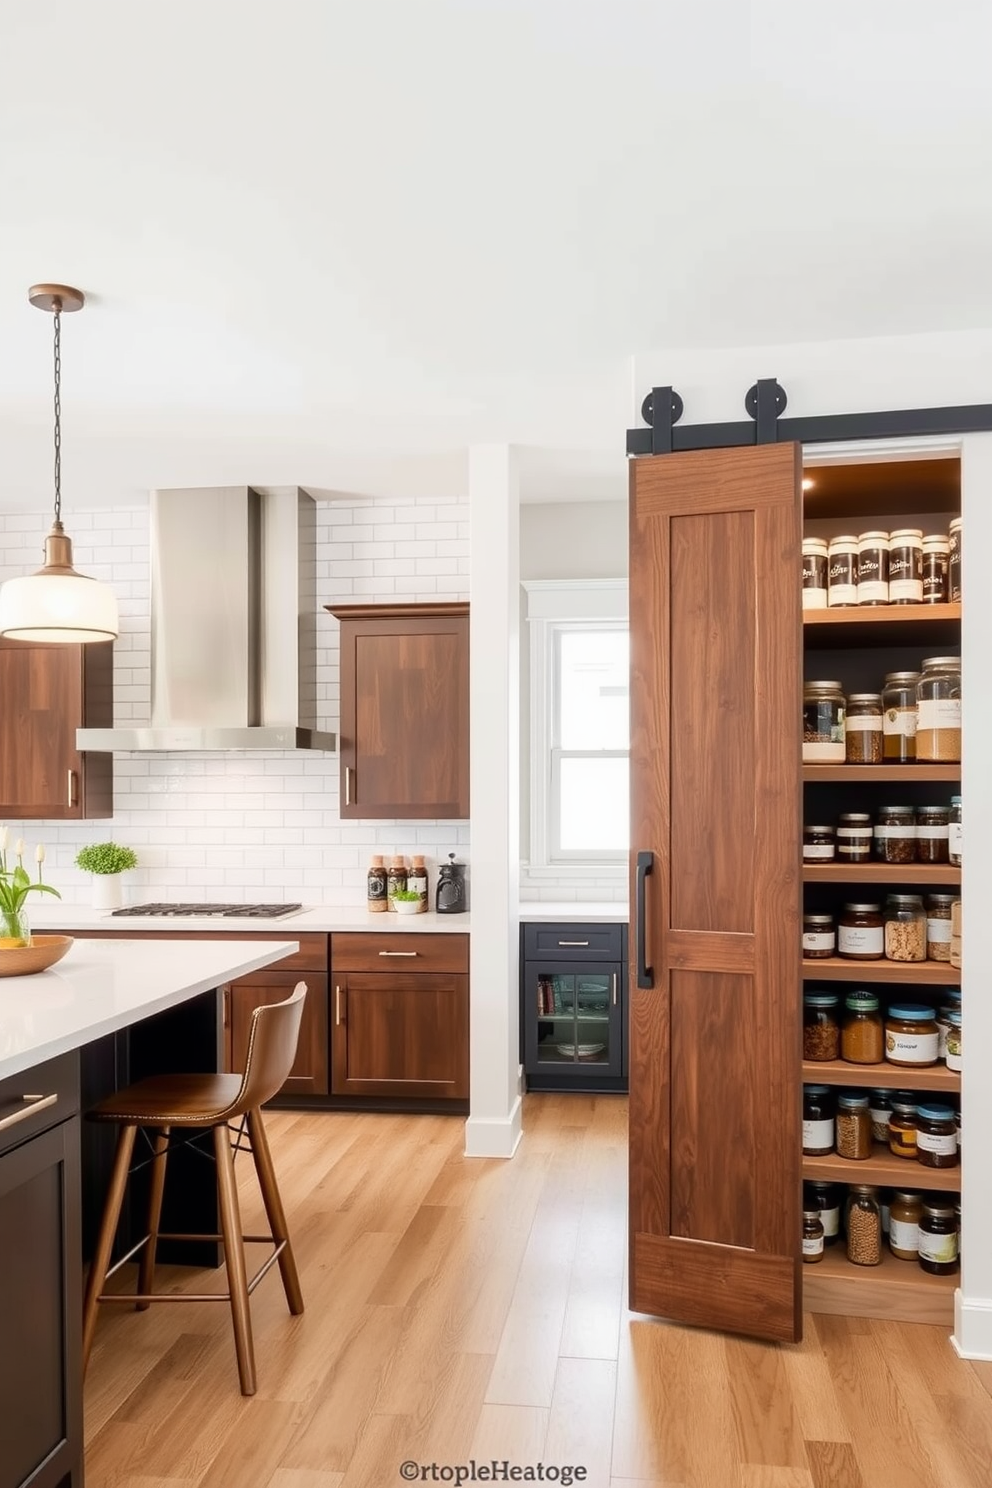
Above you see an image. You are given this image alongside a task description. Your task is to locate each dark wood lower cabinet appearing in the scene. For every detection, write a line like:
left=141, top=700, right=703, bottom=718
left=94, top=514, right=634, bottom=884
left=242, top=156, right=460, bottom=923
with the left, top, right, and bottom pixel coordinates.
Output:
left=227, top=971, right=329, bottom=1096
left=331, top=971, right=468, bottom=1100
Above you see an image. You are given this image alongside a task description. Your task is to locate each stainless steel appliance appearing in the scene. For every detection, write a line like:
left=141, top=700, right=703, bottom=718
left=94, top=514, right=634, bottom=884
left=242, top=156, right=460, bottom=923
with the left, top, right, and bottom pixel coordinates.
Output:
left=110, top=902, right=304, bottom=919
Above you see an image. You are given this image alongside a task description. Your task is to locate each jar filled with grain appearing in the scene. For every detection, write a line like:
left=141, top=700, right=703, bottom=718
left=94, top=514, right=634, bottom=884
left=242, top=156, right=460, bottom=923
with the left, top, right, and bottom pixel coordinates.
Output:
left=802, top=1084, right=835, bottom=1157
left=889, top=1191, right=922, bottom=1261
left=882, top=672, right=921, bottom=762
left=841, top=992, right=884, bottom=1064
left=836, top=1092, right=872, bottom=1159
left=845, top=695, right=883, bottom=764
left=803, top=991, right=840, bottom=1058
left=827, top=536, right=859, bottom=607
left=926, top=893, right=956, bottom=961
left=802, top=1210, right=825, bottom=1264
left=916, top=806, right=950, bottom=864
left=921, top=535, right=949, bottom=603
left=874, top=804, right=917, bottom=863
left=888, top=528, right=924, bottom=603
left=885, top=1005, right=939, bottom=1067
left=802, top=538, right=829, bottom=610
left=915, top=1104, right=959, bottom=1170
left=802, top=915, right=836, bottom=962
left=884, top=894, right=926, bottom=962
left=802, top=825, right=836, bottom=864
left=916, top=656, right=961, bottom=763
left=868, top=1089, right=893, bottom=1143
left=836, top=813, right=873, bottom=863
left=948, top=517, right=962, bottom=602
left=846, top=1185, right=882, bottom=1266
left=919, top=1197, right=959, bottom=1276
left=857, top=531, right=889, bottom=605
left=838, top=902, right=884, bottom=960
left=803, top=681, right=847, bottom=763
left=888, top=1096, right=919, bottom=1159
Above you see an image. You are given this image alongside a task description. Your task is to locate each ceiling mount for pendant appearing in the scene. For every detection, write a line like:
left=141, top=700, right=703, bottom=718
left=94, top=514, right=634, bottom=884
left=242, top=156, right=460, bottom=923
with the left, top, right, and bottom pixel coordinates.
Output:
left=28, top=282, right=85, bottom=314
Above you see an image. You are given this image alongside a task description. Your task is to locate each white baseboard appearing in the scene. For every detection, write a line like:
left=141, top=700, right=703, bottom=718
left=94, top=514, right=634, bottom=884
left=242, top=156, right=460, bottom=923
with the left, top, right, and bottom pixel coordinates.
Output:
left=953, top=1291, right=992, bottom=1360
left=464, top=1097, right=523, bottom=1159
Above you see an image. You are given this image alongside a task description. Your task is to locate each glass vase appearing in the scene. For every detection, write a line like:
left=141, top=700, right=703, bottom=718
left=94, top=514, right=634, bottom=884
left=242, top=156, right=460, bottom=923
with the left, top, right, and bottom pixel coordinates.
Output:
left=0, top=907, right=30, bottom=948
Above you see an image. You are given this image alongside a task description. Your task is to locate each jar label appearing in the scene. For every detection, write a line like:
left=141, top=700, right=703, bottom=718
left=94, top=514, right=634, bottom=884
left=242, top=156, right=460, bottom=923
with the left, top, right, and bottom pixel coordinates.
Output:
left=926, top=918, right=952, bottom=944
left=874, top=824, right=917, bottom=839
left=917, top=1129, right=957, bottom=1156
left=845, top=717, right=882, bottom=732
left=886, top=1028, right=939, bottom=1062
left=918, top=1229, right=958, bottom=1265
left=837, top=828, right=872, bottom=839
left=802, top=741, right=847, bottom=762
left=917, top=698, right=962, bottom=731
left=819, top=1205, right=840, bottom=1238
left=803, top=844, right=835, bottom=860
left=917, top=825, right=950, bottom=840
left=946, top=1046, right=962, bottom=1071
left=884, top=707, right=917, bottom=738
left=949, top=822, right=963, bottom=858
left=803, top=931, right=835, bottom=952
left=803, top=1117, right=834, bottom=1150
left=802, top=1235, right=824, bottom=1257
left=889, top=1217, right=919, bottom=1253
left=828, top=584, right=858, bottom=606
left=838, top=924, right=884, bottom=955
left=802, top=591, right=829, bottom=610
left=889, top=577, right=924, bottom=602
left=858, top=580, right=889, bottom=603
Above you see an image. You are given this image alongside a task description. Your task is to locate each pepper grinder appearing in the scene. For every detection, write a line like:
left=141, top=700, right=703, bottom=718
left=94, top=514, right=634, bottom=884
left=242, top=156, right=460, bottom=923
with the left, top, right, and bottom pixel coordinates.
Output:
left=435, top=853, right=466, bottom=914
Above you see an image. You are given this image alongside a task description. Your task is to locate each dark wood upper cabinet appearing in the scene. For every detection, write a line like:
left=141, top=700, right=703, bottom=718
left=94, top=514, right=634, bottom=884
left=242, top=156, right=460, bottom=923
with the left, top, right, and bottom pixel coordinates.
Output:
left=327, top=602, right=469, bottom=820
left=0, top=639, right=113, bottom=819
left=628, top=443, right=803, bottom=1345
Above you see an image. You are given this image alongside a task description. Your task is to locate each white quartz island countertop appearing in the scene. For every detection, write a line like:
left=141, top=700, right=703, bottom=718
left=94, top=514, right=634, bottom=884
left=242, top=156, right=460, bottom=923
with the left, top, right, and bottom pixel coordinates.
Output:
left=0, top=937, right=298, bottom=1081
left=29, top=905, right=471, bottom=934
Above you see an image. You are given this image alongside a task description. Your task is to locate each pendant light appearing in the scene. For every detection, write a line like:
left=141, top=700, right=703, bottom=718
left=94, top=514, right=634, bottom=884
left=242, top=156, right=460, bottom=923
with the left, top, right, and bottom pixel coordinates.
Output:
left=0, top=284, right=119, bottom=643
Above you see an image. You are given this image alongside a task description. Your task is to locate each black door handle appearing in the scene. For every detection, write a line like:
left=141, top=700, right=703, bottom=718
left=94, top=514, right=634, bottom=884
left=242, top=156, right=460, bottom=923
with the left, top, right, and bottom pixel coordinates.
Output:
left=635, top=850, right=654, bottom=989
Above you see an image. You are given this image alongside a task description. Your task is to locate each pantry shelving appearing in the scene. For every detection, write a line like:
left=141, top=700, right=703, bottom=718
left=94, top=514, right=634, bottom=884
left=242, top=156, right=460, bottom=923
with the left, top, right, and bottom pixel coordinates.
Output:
left=802, top=764, right=960, bottom=783
left=803, top=863, right=960, bottom=885
left=802, top=1146, right=961, bottom=1192
left=802, top=1244, right=958, bottom=1324
left=800, top=958, right=959, bottom=985
left=804, top=601, right=960, bottom=649
left=801, top=1059, right=960, bottom=1094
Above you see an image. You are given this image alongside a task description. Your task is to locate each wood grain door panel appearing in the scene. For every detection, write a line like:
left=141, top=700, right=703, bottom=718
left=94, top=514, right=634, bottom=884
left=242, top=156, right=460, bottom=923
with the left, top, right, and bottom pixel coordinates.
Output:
left=228, top=972, right=328, bottom=1097
left=331, top=972, right=468, bottom=1099
left=0, top=638, right=112, bottom=819
left=629, top=443, right=803, bottom=1344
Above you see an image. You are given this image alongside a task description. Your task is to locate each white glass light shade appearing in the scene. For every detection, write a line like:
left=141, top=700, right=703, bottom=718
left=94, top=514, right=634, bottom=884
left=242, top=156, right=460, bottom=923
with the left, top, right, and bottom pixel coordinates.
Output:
left=0, top=571, right=119, bottom=642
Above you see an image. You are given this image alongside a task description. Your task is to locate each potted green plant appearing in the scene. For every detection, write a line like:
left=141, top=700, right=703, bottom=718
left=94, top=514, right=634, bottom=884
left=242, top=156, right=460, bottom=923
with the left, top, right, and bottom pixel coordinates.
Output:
left=0, top=830, right=61, bottom=946
left=74, top=842, right=138, bottom=910
left=390, top=887, right=426, bottom=916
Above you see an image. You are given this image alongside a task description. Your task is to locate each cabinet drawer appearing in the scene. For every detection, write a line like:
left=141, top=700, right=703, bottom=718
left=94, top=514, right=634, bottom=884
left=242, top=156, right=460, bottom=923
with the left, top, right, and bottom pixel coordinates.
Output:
left=332, top=931, right=468, bottom=974
left=523, top=923, right=626, bottom=961
left=0, top=1052, right=80, bottom=1155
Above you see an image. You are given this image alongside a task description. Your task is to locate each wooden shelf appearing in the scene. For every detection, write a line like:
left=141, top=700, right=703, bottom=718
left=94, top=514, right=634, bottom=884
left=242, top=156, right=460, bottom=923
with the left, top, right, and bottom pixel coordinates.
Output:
left=802, top=456, right=960, bottom=522
left=802, top=1144, right=961, bottom=1191
left=802, top=1242, right=956, bottom=1324
left=801, top=1060, right=960, bottom=1094
left=800, top=958, right=961, bottom=985
left=803, top=602, right=960, bottom=650
left=802, top=764, right=961, bottom=783
left=802, top=863, right=960, bottom=885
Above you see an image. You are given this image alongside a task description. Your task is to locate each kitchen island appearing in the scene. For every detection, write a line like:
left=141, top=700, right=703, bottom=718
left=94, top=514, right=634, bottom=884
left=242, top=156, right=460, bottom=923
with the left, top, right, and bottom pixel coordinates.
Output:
left=0, top=936, right=298, bottom=1488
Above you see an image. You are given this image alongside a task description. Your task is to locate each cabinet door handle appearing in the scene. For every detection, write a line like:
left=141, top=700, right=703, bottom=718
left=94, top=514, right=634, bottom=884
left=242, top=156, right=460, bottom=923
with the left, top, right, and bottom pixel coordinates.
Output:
left=612, top=972, right=618, bottom=1007
left=221, top=985, right=230, bottom=1028
left=0, top=1092, right=58, bottom=1132
left=335, top=985, right=344, bottom=1025
left=635, top=850, right=654, bottom=989
left=345, top=767, right=354, bottom=806
left=378, top=950, right=418, bottom=957
left=67, top=769, right=77, bottom=808
left=557, top=940, right=590, bottom=947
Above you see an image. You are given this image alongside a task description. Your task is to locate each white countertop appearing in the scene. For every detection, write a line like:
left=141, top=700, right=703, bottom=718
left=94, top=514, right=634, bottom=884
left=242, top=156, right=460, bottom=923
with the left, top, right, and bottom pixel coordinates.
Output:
left=0, top=937, right=297, bottom=1081
left=518, top=902, right=628, bottom=922
left=29, top=905, right=471, bottom=934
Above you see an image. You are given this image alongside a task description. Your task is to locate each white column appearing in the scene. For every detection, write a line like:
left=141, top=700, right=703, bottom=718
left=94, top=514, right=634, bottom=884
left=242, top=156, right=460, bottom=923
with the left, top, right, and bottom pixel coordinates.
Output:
left=465, top=444, right=522, bottom=1158
left=954, top=432, right=992, bottom=1358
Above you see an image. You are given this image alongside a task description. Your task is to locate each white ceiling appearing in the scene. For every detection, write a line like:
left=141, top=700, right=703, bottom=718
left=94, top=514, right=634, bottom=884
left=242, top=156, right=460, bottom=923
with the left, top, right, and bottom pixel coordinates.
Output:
left=2, top=0, right=992, bottom=508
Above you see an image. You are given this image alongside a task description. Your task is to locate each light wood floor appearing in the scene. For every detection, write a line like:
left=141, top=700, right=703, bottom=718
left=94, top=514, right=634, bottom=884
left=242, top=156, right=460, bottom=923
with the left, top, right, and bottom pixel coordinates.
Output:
left=84, top=1093, right=992, bottom=1488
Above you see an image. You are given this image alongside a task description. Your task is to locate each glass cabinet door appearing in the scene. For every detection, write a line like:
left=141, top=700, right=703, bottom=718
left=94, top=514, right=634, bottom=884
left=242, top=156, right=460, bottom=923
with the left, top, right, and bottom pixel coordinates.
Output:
left=530, top=962, right=619, bottom=1074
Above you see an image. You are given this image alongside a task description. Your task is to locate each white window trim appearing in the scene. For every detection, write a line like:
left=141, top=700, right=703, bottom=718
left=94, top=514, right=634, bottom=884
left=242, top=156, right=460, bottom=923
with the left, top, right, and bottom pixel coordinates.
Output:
left=523, top=579, right=628, bottom=879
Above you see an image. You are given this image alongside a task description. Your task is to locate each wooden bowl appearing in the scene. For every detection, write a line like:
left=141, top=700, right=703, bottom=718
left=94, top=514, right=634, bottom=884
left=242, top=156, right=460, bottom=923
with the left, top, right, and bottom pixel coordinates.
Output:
left=0, top=934, right=74, bottom=978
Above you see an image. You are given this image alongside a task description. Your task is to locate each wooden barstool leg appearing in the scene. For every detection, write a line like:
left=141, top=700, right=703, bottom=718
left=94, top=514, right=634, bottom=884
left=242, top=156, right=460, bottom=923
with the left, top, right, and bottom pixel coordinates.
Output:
left=136, top=1126, right=170, bottom=1310
left=213, top=1122, right=256, bottom=1396
left=82, top=1124, right=137, bottom=1371
left=247, top=1107, right=304, bottom=1315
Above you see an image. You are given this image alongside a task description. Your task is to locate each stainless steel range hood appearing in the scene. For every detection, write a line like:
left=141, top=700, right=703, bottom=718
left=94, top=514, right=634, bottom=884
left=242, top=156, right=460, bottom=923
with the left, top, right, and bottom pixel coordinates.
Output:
left=77, top=486, right=335, bottom=752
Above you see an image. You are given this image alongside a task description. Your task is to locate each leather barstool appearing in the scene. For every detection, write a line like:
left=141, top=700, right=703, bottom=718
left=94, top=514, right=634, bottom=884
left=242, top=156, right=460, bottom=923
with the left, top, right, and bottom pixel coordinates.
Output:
left=82, top=981, right=308, bottom=1395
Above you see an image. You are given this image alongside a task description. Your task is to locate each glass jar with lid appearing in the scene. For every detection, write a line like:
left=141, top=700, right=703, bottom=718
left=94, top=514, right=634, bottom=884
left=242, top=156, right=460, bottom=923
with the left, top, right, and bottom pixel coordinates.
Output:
left=888, top=528, right=924, bottom=603
left=948, top=516, right=962, bottom=602
left=882, top=672, right=921, bottom=762
left=868, top=1089, right=893, bottom=1142
left=836, top=812, right=872, bottom=862
left=888, top=1095, right=919, bottom=1158
left=919, top=1197, right=959, bottom=1275
left=841, top=992, right=884, bottom=1063
left=803, top=681, right=846, bottom=762
left=915, top=1104, right=959, bottom=1169
left=916, top=805, right=950, bottom=864
left=916, top=656, right=961, bottom=763
left=945, top=1010, right=962, bottom=1072
left=802, top=1210, right=825, bottom=1263
left=857, top=531, right=889, bottom=605
left=803, top=991, right=840, bottom=1056
left=948, top=795, right=962, bottom=865
left=874, top=804, right=917, bottom=863
left=845, top=696, right=883, bottom=765
left=838, top=902, right=884, bottom=960
left=885, top=1005, right=939, bottom=1067
left=804, top=1180, right=841, bottom=1246
left=884, top=894, right=926, bottom=961
left=846, top=1185, right=882, bottom=1266
left=802, top=916, right=835, bottom=963
left=802, top=825, right=835, bottom=863
left=827, top=536, right=859, bottom=607
left=921, top=535, right=949, bottom=603
left=889, top=1191, right=922, bottom=1261
left=936, top=989, right=962, bottom=1059
left=802, top=538, right=829, bottom=610
left=836, top=1092, right=872, bottom=1159
left=926, top=893, right=957, bottom=961
left=802, top=1085, right=835, bottom=1157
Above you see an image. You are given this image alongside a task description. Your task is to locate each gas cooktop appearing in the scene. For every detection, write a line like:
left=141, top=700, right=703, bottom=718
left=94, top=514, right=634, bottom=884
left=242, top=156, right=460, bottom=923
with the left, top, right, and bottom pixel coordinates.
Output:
left=110, top=902, right=305, bottom=919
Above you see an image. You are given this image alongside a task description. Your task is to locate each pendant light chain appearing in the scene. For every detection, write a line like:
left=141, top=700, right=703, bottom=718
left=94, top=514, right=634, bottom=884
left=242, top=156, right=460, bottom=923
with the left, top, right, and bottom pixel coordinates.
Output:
left=52, top=298, right=62, bottom=525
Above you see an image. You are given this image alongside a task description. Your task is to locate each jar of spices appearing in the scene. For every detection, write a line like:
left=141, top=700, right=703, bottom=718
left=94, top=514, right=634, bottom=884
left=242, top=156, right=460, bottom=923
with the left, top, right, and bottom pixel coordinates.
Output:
left=916, top=656, right=961, bottom=763
left=802, top=917, right=836, bottom=963
left=868, top=1089, right=893, bottom=1143
left=857, top=531, right=889, bottom=605
left=874, top=805, right=917, bottom=863
left=926, top=894, right=956, bottom=961
left=838, top=902, right=884, bottom=960
left=802, top=1210, right=825, bottom=1264
left=919, top=1197, right=959, bottom=1275
left=882, top=672, right=921, bottom=762
left=841, top=992, right=884, bottom=1064
left=836, top=813, right=873, bottom=863
left=948, top=517, right=962, bottom=602
left=407, top=854, right=429, bottom=912
left=884, top=894, right=926, bottom=962
left=888, top=1096, right=919, bottom=1159
left=804, top=992, right=840, bottom=1057
left=948, top=796, right=962, bottom=866
left=802, top=538, right=829, bottom=610
left=936, top=990, right=962, bottom=1059
left=802, top=825, right=836, bottom=863
left=845, top=696, right=884, bottom=765
left=827, top=536, right=859, bottom=607
left=836, top=1092, right=873, bottom=1159
left=889, top=1191, right=922, bottom=1261
left=888, top=528, right=924, bottom=603
left=915, top=1104, right=959, bottom=1170
left=945, top=1010, right=962, bottom=1072
left=803, top=681, right=847, bottom=763
left=846, top=1186, right=882, bottom=1266
left=367, top=854, right=388, bottom=912
left=921, top=535, right=949, bottom=604
left=802, top=1084, right=835, bottom=1157
left=386, top=855, right=408, bottom=909
left=804, top=1181, right=841, bottom=1246
left=916, top=806, right=950, bottom=864
left=885, top=1005, right=939, bottom=1067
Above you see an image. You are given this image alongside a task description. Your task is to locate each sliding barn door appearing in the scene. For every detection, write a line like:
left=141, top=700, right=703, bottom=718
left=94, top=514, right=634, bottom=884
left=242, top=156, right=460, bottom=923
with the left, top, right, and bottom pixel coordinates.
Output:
left=628, top=443, right=803, bottom=1344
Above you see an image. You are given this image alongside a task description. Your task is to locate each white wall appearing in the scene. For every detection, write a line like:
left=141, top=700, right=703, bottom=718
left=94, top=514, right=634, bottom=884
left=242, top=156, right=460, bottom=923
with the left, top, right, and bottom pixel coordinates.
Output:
left=0, top=496, right=470, bottom=906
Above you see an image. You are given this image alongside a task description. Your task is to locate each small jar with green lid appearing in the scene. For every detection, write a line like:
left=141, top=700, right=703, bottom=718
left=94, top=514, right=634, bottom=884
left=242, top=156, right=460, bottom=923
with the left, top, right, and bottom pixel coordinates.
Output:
left=841, top=992, right=883, bottom=1064
left=916, top=1104, right=959, bottom=1169
left=803, top=992, right=840, bottom=1060
left=885, top=1004, right=939, bottom=1067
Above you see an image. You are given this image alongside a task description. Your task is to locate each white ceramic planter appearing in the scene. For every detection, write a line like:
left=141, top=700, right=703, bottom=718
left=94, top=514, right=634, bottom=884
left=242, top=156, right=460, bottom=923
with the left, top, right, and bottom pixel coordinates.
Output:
left=392, top=898, right=424, bottom=916
left=92, top=874, right=123, bottom=911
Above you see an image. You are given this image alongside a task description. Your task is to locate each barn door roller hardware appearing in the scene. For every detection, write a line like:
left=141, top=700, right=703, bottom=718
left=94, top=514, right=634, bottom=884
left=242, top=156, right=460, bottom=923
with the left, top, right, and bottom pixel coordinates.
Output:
left=627, top=378, right=992, bottom=456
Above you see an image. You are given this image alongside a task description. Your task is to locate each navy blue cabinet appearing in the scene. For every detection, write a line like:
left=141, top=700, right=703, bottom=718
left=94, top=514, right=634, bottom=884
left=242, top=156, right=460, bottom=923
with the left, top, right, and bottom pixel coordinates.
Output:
left=521, top=922, right=628, bottom=1092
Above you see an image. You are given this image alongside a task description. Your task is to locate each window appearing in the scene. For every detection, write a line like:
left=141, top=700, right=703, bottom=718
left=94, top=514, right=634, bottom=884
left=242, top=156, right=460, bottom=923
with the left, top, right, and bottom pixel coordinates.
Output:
left=525, top=581, right=629, bottom=873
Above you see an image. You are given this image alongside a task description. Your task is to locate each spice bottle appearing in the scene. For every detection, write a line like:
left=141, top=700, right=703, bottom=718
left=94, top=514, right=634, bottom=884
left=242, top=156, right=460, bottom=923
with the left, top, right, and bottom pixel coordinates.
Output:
left=367, top=854, right=388, bottom=913
left=802, top=916, right=836, bottom=962
left=837, top=902, right=884, bottom=960
left=916, top=656, right=961, bottom=763
left=868, top=1089, right=892, bottom=1142
left=844, top=697, right=883, bottom=764
left=805, top=1181, right=841, bottom=1246
left=836, top=1092, right=873, bottom=1159
left=948, top=516, right=962, bottom=602
left=836, top=813, right=872, bottom=863
left=803, top=991, right=840, bottom=1057
left=888, top=1096, right=919, bottom=1159
left=884, top=894, right=926, bottom=962
left=857, top=531, right=889, bottom=605
left=827, top=536, right=859, bottom=607
left=885, top=1005, right=939, bottom=1067
left=889, top=1191, right=922, bottom=1261
left=915, top=1104, right=959, bottom=1170
left=802, top=538, right=829, bottom=610
left=882, top=672, right=921, bottom=762
left=888, top=528, right=924, bottom=603
left=841, top=992, right=884, bottom=1064
left=948, top=795, right=962, bottom=865
left=406, top=854, right=429, bottom=913
left=802, top=682, right=846, bottom=763
left=802, top=825, right=836, bottom=863
left=919, top=1198, right=959, bottom=1275
left=925, top=894, right=956, bottom=961
left=921, top=535, right=949, bottom=603
left=846, top=1186, right=882, bottom=1266
left=802, top=1084, right=835, bottom=1157
left=802, top=1210, right=825, bottom=1264
left=916, top=805, right=950, bottom=864
left=386, top=855, right=408, bottom=910
left=874, top=805, right=917, bottom=863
